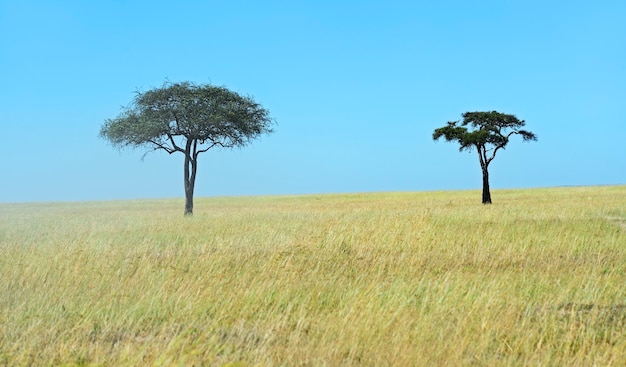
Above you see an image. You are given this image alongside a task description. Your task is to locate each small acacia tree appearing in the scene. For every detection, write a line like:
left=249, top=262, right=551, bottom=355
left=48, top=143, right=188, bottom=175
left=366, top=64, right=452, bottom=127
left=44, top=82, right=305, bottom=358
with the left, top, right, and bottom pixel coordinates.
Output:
left=433, top=111, right=537, bottom=204
left=100, top=81, right=274, bottom=215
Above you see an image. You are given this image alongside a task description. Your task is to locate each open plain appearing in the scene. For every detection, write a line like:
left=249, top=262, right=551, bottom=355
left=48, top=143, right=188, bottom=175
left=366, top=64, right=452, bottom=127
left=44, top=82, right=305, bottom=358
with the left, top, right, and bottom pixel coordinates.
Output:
left=1, top=186, right=625, bottom=366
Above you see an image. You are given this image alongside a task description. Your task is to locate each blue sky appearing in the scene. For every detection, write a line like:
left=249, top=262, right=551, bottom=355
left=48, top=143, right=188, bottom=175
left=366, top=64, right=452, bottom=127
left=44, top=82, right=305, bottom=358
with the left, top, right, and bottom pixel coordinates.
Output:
left=1, top=0, right=624, bottom=203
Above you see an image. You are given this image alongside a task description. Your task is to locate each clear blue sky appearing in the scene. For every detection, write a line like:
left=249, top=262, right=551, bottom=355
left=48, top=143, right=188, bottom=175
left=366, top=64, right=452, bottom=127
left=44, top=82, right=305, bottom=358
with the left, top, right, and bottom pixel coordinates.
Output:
left=1, top=0, right=624, bottom=203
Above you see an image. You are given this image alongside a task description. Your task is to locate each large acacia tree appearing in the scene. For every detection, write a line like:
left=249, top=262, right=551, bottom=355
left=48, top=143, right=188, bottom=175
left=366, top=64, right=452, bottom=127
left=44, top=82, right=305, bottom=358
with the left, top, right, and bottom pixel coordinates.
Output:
left=433, top=111, right=537, bottom=204
left=100, top=81, right=274, bottom=215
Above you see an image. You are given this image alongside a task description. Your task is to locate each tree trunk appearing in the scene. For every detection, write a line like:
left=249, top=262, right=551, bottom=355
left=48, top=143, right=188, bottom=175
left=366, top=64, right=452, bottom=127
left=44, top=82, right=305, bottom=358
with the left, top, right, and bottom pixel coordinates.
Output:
left=183, top=140, right=196, bottom=216
left=184, top=157, right=194, bottom=215
left=184, top=164, right=196, bottom=215
left=482, top=167, right=492, bottom=204
left=184, top=186, right=194, bottom=215
left=477, top=145, right=493, bottom=205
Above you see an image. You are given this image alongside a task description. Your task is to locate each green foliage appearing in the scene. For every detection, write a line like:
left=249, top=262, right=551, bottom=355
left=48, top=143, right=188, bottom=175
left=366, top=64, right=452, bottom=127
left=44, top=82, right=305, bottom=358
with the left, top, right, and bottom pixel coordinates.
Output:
left=433, top=111, right=537, bottom=156
left=100, top=81, right=274, bottom=154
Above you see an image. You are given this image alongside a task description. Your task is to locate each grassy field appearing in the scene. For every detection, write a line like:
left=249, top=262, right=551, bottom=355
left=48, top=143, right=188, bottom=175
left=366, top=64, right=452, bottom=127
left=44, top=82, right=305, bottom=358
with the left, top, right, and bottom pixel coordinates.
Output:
left=1, top=186, right=625, bottom=366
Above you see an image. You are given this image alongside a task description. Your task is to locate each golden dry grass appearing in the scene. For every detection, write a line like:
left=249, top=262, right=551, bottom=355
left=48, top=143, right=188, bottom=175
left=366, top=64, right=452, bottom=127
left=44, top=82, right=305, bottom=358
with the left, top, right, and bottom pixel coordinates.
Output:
left=1, top=186, right=625, bottom=366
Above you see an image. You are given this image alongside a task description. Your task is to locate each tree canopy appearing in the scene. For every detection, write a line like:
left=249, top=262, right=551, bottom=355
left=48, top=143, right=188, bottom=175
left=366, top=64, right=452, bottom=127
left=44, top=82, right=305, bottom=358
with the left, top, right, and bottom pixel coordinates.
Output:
left=101, top=81, right=273, bottom=153
left=100, top=81, right=274, bottom=215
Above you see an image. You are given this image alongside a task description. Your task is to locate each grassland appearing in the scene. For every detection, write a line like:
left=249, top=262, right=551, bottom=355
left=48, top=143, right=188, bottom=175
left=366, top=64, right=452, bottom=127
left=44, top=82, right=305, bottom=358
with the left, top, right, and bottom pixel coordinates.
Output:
left=1, top=186, right=625, bottom=366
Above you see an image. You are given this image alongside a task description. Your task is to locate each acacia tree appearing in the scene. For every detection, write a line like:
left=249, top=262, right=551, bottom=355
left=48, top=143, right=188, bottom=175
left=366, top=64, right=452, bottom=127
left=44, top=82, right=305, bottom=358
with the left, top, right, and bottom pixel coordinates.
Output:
left=100, top=81, right=274, bottom=215
left=433, top=111, right=537, bottom=204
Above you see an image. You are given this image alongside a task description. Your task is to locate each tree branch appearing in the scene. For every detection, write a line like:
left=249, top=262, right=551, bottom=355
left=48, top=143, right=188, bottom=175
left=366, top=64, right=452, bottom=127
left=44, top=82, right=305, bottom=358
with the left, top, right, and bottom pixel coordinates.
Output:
left=147, top=139, right=177, bottom=154
left=477, top=144, right=488, bottom=170
left=140, top=145, right=167, bottom=160
left=487, top=130, right=516, bottom=164
left=167, top=133, right=186, bottom=153
left=196, top=141, right=223, bottom=154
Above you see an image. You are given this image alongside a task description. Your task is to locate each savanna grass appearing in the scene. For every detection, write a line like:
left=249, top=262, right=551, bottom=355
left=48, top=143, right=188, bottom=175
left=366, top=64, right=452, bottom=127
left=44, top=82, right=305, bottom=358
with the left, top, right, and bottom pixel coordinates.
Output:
left=1, top=186, right=625, bottom=366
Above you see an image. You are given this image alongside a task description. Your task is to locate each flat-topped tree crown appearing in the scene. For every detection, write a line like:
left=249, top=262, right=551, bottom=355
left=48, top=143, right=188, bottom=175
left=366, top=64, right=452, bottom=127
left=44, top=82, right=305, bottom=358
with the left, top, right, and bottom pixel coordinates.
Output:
left=433, top=111, right=537, bottom=204
left=100, top=81, right=274, bottom=215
